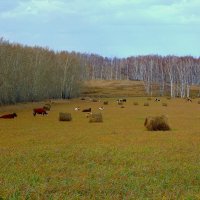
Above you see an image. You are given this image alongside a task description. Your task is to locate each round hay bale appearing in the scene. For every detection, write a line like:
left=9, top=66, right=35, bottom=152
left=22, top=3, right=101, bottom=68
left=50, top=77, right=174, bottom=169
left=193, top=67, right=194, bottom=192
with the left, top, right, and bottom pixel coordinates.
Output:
left=144, top=115, right=170, bottom=131
left=144, top=102, right=149, bottom=106
left=89, top=113, right=103, bottom=123
left=59, top=112, right=72, bottom=121
left=92, top=98, right=98, bottom=102
left=103, top=101, right=108, bottom=105
left=43, top=103, right=51, bottom=111
left=133, top=102, right=139, bottom=106
left=162, top=103, right=168, bottom=107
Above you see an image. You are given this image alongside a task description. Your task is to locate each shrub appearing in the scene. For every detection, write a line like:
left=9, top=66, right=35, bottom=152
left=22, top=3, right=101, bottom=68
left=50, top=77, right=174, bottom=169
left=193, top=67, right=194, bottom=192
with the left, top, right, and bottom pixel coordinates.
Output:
left=162, top=103, right=168, bottom=107
left=89, top=113, right=103, bottom=123
left=144, top=115, right=170, bottom=131
left=133, top=102, right=139, bottom=106
left=144, top=102, right=149, bottom=106
left=59, top=112, right=72, bottom=121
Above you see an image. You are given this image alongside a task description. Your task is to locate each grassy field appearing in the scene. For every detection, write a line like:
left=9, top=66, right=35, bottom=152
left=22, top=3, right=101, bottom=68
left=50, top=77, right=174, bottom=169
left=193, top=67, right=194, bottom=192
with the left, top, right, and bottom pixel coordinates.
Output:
left=0, top=96, right=200, bottom=199
left=82, top=80, right=146, bottom=97
left=82, top=80, right=200, bottom=98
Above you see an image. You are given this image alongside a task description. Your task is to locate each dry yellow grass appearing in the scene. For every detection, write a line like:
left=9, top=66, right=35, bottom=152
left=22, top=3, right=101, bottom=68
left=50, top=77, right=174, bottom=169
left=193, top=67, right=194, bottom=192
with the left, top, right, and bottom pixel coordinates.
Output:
left=1, top=97, right=200, bottom=199
left=82, top=80, right=146, bottom=97
left=82, top=80, right=200, bottom=98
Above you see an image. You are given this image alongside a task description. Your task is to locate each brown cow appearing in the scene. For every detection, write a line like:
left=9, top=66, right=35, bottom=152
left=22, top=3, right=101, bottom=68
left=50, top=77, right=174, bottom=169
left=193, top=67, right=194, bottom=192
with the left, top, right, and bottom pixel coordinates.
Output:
left=0, top=113, right=17, bottom=119
left=33, top=108, right=48, bottom=116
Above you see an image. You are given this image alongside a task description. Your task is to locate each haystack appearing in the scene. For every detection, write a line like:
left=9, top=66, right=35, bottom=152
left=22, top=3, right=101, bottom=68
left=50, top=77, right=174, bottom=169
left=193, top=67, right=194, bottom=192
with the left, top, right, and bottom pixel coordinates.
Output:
left=59, top=112, right=72, bottom=121
left=162, top=103, right=168, bottom=107
left=147, top=97, right=152, bottom=101
left=89, top=113, right=103, bottom=123
left=92, top=98, right=98, bottom=102
left=144, top=115, right=170, bottom=131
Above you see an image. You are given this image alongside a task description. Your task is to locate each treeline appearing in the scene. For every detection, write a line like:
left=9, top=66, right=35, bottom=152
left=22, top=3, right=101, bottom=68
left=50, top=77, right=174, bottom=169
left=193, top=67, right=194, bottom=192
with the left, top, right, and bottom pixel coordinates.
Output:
left=81, top=54, right=200, bottom=97
left=0, top=38, right=84, bottom=104
left=1, top=38, right=200, bottom=105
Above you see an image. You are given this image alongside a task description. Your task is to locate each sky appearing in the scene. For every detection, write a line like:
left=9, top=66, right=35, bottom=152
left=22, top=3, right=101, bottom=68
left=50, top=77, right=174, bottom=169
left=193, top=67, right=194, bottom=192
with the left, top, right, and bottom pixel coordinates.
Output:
left=0, top=0, right=200, bottom=58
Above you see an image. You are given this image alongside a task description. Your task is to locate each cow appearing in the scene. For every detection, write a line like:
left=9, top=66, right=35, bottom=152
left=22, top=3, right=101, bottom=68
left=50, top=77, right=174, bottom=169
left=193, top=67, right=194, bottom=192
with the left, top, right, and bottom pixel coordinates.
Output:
left=117, top=98, right=127, bottom=103
left=186, top=97, right=192, bottom=102
left=98, top=106, right=104, bottom=111
left=0, top=113, right=17, bottom=119
left=86, top=112, right=92, bottom=118
left=74, top=107, right=80, bottom=111
left=33, top=108, right=48, bottom=116
left=82, top=108, right=91, bottom=112
left=155, top=98, right=160, bottom=102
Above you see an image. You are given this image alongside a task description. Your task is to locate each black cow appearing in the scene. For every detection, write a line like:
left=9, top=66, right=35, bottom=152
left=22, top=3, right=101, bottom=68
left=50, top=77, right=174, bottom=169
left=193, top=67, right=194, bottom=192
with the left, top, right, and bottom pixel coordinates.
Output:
left=82, top=108, right=91, bottom=112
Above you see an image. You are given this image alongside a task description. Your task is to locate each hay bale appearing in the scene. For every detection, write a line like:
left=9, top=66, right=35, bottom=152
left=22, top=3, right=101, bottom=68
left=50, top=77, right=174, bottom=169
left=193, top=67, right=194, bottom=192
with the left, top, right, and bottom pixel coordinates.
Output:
left=133, top=102, right=139, bottom=106
left=43, top=103, right=51, bottom=111
left=59, top=112, right=72, bottom=121
left=92, top=98, right=98, bottom=102
left=89, top=113, right=103, bottom=123
left=144, top=115, right=170, bottom=131
left=144, top=102, right=149, bottom=106
left=103, top=101, right=108, bottom=105
left=162, top=103, right=168, bottom=107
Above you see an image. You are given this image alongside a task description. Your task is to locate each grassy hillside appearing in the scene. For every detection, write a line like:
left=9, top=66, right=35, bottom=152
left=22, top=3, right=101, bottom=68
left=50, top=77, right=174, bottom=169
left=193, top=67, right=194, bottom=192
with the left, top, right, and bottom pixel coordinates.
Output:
left=81, top=80, right=146, bottom=97
left=1, top=97, right=200, bottom=199
left=82, top=80, right=200, bottom=98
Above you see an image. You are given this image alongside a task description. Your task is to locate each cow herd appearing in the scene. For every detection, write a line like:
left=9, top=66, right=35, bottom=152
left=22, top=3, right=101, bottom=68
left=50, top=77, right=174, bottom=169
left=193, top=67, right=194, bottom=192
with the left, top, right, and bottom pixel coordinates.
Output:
left=0, top=97, right=194, bottom=120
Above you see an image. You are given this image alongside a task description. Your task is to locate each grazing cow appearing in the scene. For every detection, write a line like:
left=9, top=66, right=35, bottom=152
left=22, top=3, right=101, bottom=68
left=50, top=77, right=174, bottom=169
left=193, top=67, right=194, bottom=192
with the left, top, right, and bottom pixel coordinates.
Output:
left=155, top=98, right=160, bottom=102
left=98, top=106, right=104, bottom=111
left=82, top=108, right=91, bottom=112
left=33, top=108, right=48, bottom=116
left=86, top=112, right=92, bottom=118
left=186, top=97, right=192, bottom=102
left=74, top=107, right=80, bottom=111
left=0, top=113, right=17, bottom=119
left=117, top=98, right=126, bottom=103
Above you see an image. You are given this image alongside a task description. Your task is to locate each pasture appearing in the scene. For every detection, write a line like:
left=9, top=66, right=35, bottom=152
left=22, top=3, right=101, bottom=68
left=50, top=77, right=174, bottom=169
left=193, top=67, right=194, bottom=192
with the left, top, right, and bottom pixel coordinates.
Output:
left=1, top=97, right=200, bottom=199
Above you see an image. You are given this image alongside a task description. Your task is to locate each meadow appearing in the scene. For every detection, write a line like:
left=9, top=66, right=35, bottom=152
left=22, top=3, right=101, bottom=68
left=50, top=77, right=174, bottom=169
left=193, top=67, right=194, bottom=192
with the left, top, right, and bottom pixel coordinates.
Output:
left=1, top=80, right=200, bottom=199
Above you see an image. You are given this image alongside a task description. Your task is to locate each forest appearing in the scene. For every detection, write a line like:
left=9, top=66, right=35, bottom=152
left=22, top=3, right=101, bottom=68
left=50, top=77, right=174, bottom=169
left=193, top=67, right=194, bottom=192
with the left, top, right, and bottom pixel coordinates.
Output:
left=0, top=37, right=200, bottom=105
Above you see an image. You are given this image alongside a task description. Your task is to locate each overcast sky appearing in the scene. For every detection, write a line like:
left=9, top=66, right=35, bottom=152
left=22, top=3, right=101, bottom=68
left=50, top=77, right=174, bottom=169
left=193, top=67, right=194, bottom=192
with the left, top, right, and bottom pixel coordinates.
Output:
left=0, top=0, right=199, bottom=57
